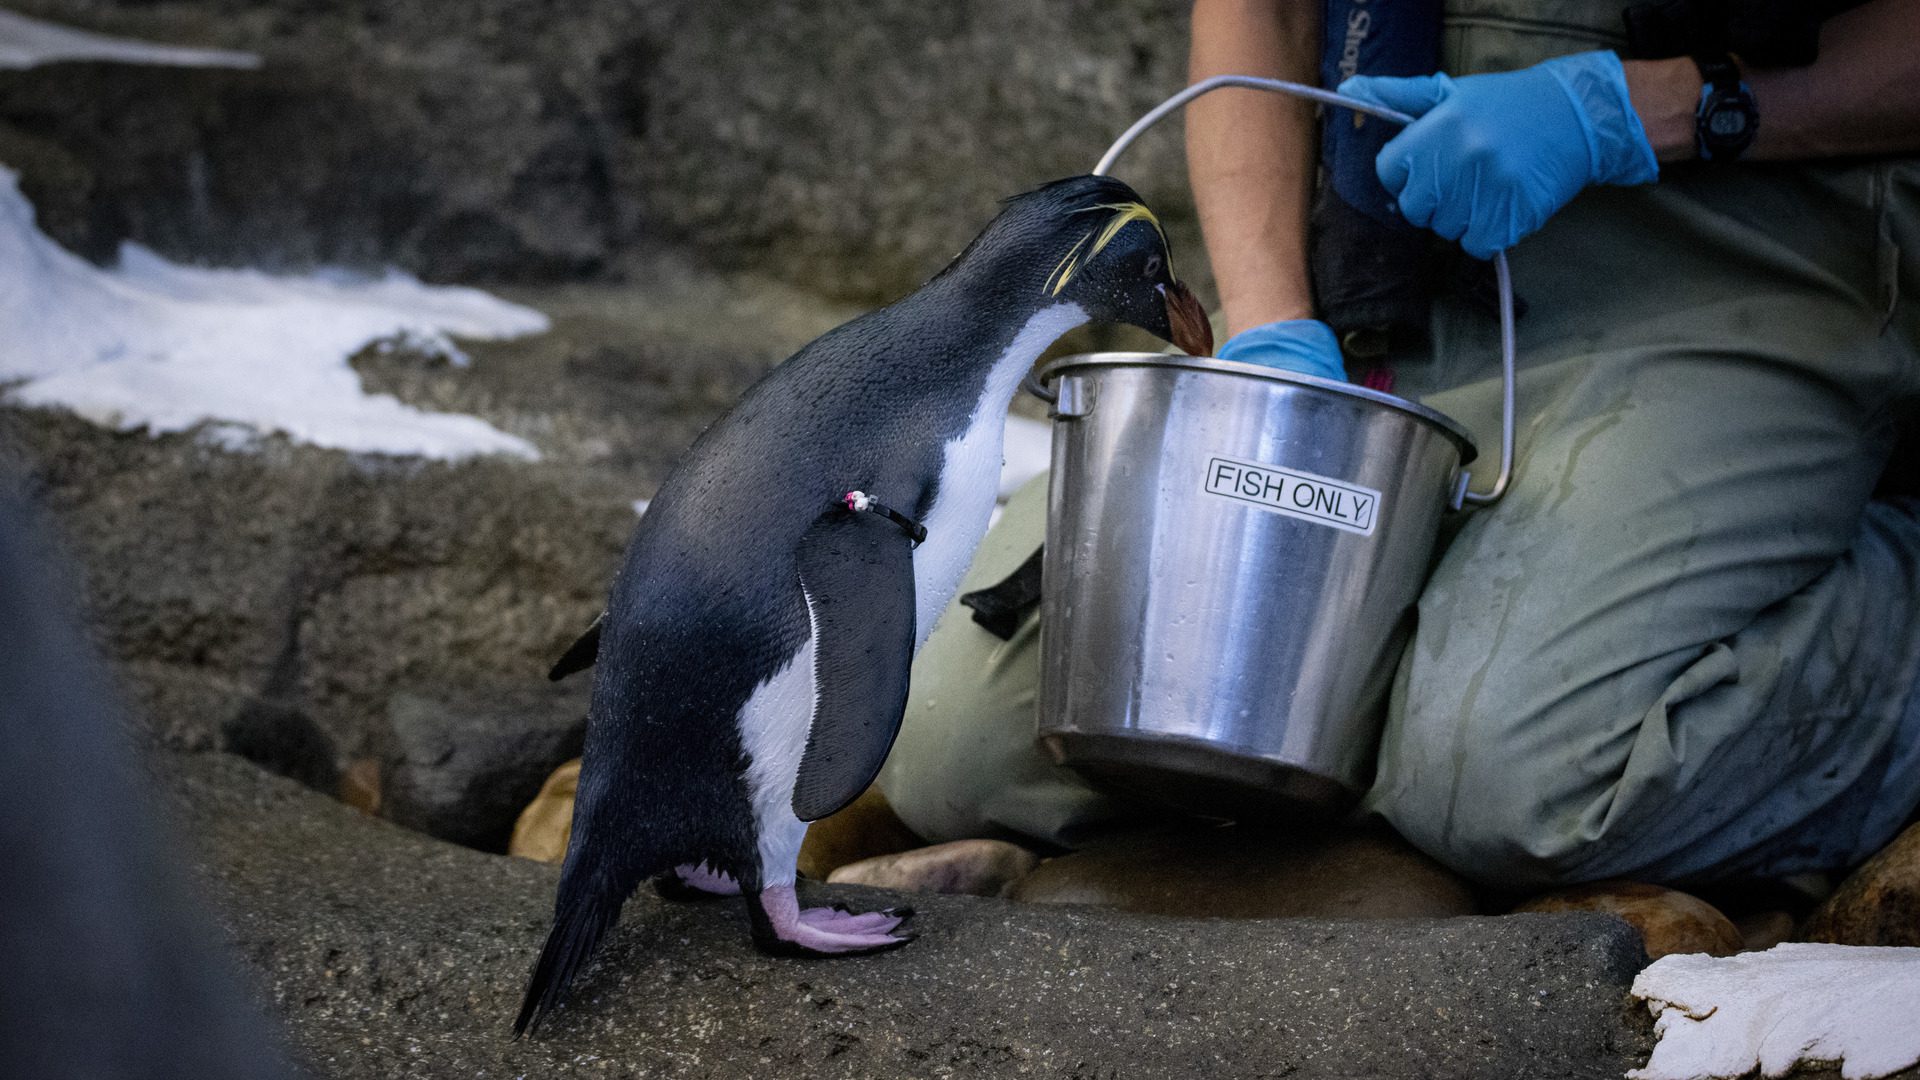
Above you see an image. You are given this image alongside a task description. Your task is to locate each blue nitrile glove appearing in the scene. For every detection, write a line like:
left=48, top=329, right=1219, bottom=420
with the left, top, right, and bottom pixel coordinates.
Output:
left=1337, top=50, right=1658, bottom=259
left=1215, top=319, right=1348, bottom=382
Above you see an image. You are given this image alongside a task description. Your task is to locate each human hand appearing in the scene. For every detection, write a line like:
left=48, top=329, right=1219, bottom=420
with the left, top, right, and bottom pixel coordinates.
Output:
left=1216, top=319, right=1347, bottom=382
left=1337, top=50, right=1659, bottom=259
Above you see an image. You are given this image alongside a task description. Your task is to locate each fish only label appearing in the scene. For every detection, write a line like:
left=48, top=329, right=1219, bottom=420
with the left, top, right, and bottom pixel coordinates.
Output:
left=1202, top=454, right=1382, bottom=536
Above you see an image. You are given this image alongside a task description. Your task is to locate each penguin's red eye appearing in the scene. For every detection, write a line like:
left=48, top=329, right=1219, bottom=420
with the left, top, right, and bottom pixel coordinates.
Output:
left=1143, top=254, right=1163, bottom=279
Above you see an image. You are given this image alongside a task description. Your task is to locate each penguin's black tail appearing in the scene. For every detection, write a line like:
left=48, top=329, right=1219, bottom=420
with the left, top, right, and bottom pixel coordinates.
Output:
left=513, top=858, right=632, bottom=1039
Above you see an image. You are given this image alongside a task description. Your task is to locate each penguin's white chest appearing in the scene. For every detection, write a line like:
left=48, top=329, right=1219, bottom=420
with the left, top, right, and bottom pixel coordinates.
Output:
left=908, top=411, right=1010, bottom=646
left=907, top=300, right=1086, bottom=645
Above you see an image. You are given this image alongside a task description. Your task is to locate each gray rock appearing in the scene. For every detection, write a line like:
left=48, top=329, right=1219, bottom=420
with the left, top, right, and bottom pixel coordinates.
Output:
left=617, top=0, right=1206, bottom=304
left=0, top=0, right=1206, bottom=305
left=382, top=684, right=587, bottom=852
left=164, top=750, right=1661, bottom=1079
left=0, top=406, right=631, bottom=801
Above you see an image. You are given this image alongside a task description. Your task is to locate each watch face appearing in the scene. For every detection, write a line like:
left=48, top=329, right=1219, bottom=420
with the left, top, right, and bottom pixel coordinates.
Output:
left=1697, top=69, right=1756, bottom=160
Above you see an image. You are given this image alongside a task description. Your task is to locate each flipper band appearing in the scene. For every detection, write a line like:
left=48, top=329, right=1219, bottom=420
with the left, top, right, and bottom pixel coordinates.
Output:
left=842, top=491, right=926, bottom=546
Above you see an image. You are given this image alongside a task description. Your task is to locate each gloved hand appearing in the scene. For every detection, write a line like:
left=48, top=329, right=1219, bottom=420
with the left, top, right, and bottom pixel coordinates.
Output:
left=1337, top=50, right=1658, bottom=259
left=1215, top=318, right=1348, bottom=382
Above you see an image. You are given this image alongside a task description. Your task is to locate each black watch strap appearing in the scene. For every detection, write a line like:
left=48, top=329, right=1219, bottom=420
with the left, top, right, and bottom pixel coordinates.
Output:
left=1692, top=54, right=1759, bottom=162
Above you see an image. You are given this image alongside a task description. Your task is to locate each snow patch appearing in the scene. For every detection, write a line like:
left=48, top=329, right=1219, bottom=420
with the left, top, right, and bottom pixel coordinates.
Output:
left=0, top=166, right=548, bottom=459
left=0, top=9, right=259, bottom=70
left=1629, top=943, right=1920, bottom=1080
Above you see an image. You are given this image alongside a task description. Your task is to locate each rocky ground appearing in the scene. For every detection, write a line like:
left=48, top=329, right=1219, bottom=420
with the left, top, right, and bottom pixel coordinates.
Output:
left=143, top=747, right=1918, bottom=1079
left=170, top=750, right=1661, bottom=1079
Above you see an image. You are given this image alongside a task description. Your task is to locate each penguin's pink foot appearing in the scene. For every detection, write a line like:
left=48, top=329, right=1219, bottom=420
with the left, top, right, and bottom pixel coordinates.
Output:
left=797, top=905, right=912, bottom=935
left=749, top=885, right=915, bottom=956
left=653, top=863, right=741, bottom=902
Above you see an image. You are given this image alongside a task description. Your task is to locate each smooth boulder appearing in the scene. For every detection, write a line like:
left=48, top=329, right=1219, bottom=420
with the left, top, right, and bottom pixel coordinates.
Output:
left=510, top=758, right=580, bottom=864
left=1801, top=822, right=1920, bottom=947
left=827, top=839, right=1041, bottom=897
left=1515, top=882, right=1742, bottom=959
left=1006, top=824, right=1481, bottom=919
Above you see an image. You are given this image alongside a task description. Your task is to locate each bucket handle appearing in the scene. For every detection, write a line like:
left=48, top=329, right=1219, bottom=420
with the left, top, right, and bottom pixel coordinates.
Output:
left=1049, top=74, right=1516, bottom=508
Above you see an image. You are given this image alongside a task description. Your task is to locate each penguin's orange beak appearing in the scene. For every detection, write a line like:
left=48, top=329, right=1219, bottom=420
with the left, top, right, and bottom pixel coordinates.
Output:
left=1161, top=281, right=1213, bottom=357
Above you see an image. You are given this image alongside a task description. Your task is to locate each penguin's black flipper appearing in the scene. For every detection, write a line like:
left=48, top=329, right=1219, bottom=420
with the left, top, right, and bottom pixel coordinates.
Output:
left=790, top=509, right=917, bottom=822
left=546, top=612, right=603, bottom=681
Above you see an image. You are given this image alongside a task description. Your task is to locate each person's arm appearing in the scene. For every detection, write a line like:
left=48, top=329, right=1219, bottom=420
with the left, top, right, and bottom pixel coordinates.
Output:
left=1626, top=0, right=1920, bottom=161
left=1186, top=0, right=1322, bottom=339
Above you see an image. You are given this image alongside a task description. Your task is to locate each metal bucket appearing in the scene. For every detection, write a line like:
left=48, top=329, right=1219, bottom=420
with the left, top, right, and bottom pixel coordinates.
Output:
left=1033, top=353, right=1483, bottom=817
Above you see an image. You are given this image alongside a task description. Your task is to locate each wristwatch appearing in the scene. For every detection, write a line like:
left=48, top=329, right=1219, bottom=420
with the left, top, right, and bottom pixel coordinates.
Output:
left=1693, top=55, right=1759, bottom=162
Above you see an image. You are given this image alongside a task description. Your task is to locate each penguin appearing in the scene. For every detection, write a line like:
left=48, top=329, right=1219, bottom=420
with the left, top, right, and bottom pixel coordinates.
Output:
left=515, top=175, right=1211, bottom=1037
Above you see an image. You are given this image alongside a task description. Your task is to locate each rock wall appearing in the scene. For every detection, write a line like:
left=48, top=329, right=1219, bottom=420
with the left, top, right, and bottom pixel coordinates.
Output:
left=0, top=407, right=629, bottom=849
left=0, top=0, right=1202, bottom=303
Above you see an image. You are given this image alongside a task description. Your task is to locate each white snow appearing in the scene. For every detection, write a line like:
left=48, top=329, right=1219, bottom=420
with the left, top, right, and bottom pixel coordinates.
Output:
left=0, top=9, right=259, bottom=70
left=1628, top=943, right=1920, bottom=1080
left=0, top=165, right=549, bottom=459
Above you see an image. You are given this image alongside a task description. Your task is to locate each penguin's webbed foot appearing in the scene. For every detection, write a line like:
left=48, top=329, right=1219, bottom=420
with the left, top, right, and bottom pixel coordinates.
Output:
left=751, top=884, right=915, bottom=956
left=653, top=863, right=742, bottom=902
left=798, top=905, right=913, bottom=935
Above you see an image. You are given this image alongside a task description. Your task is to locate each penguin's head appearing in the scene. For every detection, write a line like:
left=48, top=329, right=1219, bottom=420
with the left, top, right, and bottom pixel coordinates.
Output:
left=985, top=175, right=1212, bottom=356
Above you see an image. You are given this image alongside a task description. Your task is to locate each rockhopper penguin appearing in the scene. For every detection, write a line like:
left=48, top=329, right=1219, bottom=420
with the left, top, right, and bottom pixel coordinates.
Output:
left=516, top=175, right=1212, bottom=1036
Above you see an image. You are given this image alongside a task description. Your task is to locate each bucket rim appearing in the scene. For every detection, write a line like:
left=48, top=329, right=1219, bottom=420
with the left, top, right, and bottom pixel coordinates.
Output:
left=1039, top=351, right=1479, bottom=464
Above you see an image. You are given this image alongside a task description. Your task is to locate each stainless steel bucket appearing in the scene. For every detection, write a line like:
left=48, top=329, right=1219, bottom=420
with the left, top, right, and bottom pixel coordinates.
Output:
left=1033, top=353, right=1482, bottom=817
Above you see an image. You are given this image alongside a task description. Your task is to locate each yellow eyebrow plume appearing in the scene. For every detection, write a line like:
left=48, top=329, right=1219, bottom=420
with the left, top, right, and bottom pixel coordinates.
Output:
left=1044, top=201, right=1172, bottom=296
